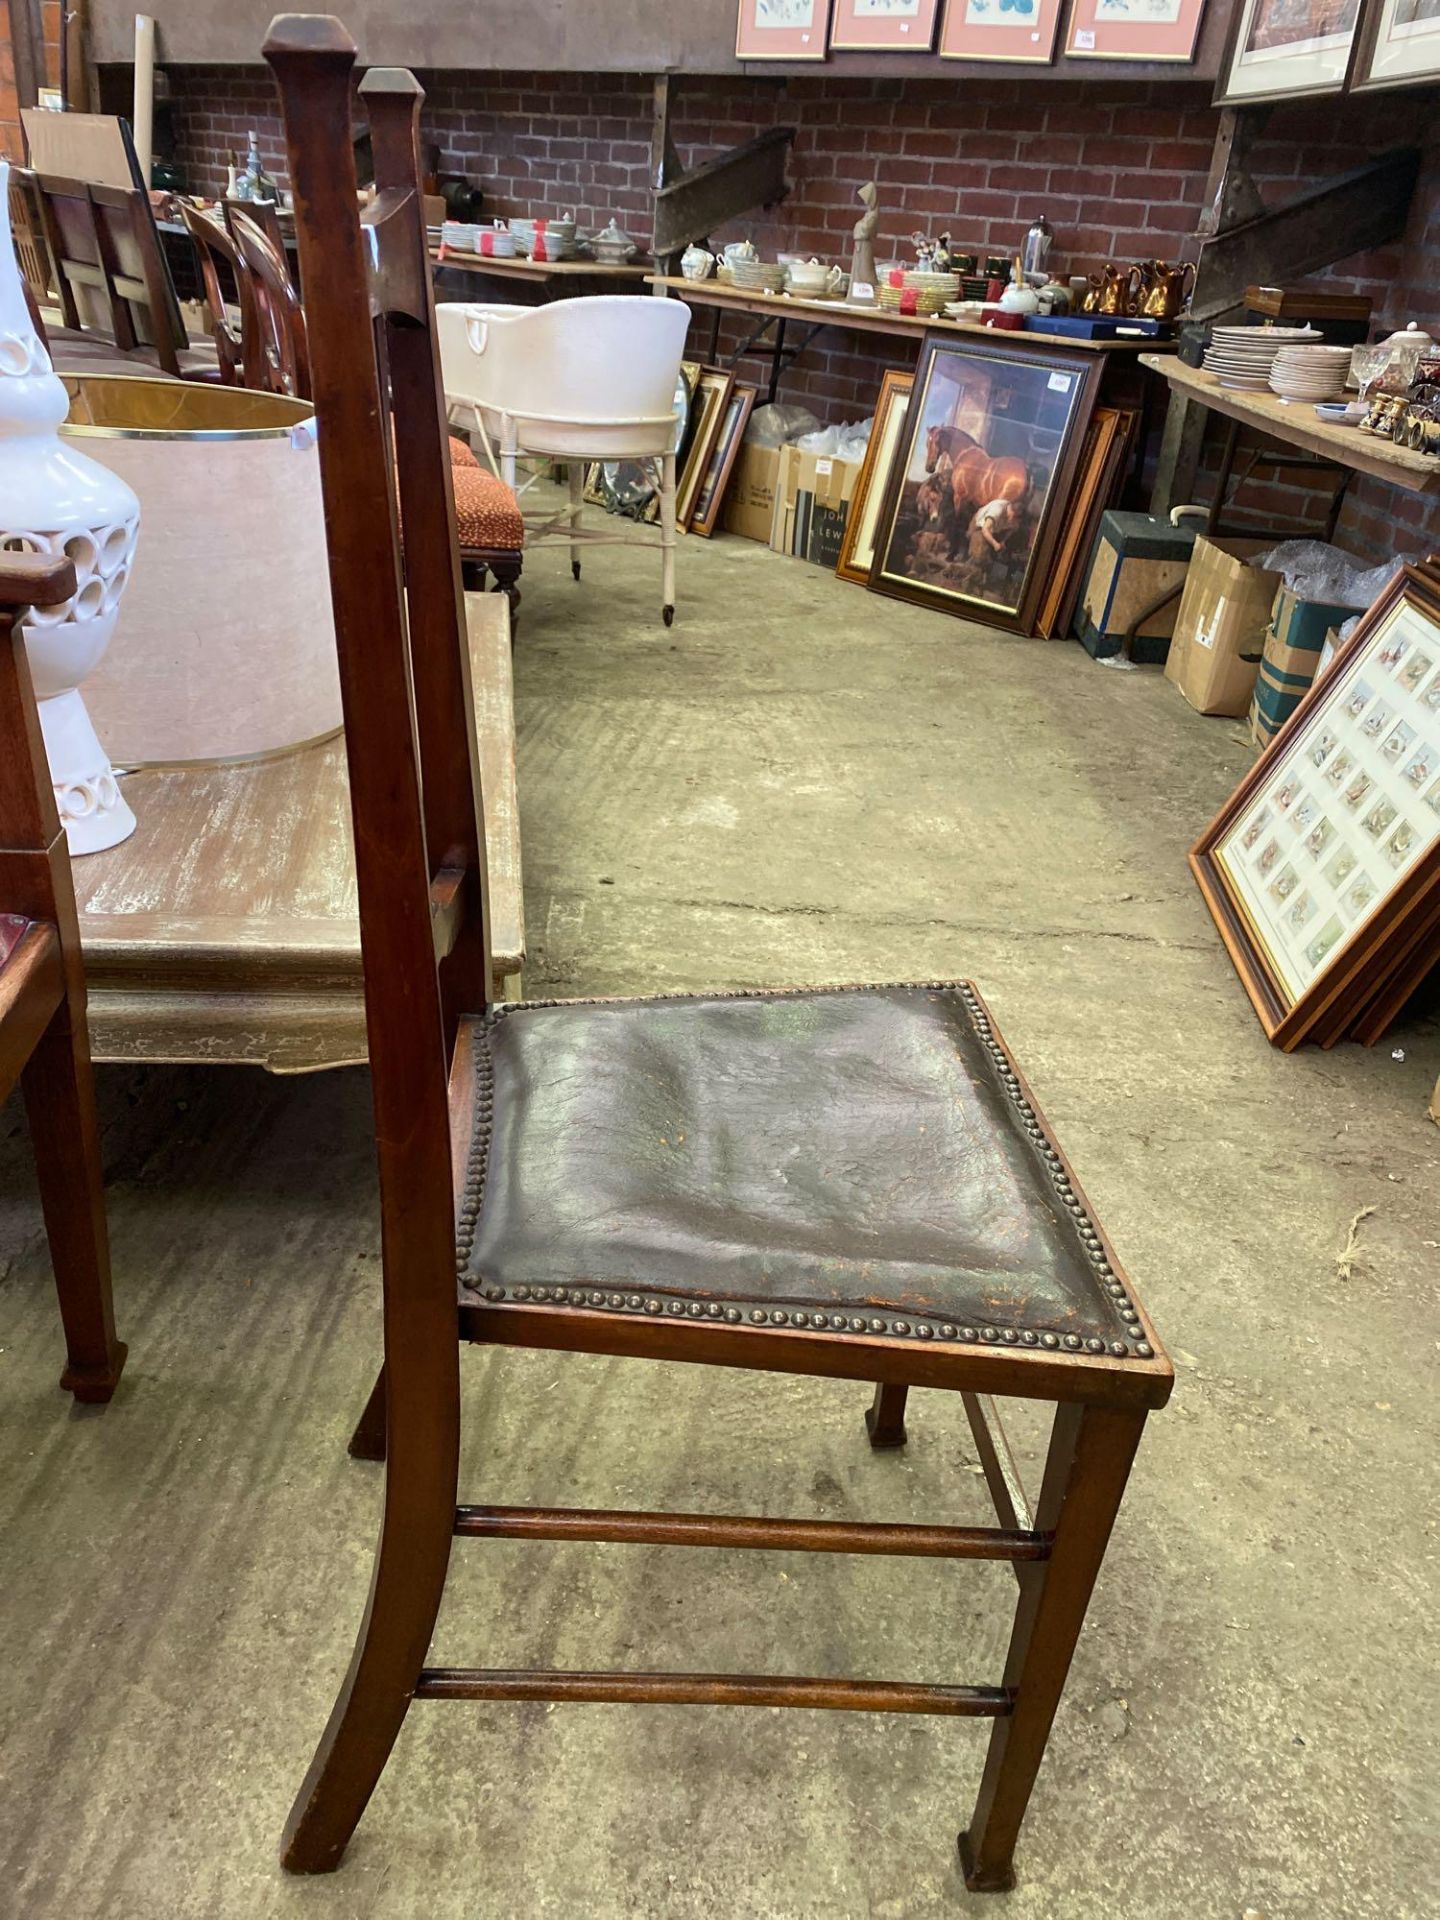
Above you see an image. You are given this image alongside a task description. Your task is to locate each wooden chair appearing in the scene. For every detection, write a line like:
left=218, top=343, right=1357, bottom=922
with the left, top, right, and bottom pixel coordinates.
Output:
left=0, top=556, right=127, bottom=1405
left=222, top=194, right=288, bottom=260
left=179, top=200, right=256, bottom=388
left=228, top=204, right=311, bottom=400
left=265, top=15, right=1171, bottom=1892
left=26, top=171, right=216, bottom=380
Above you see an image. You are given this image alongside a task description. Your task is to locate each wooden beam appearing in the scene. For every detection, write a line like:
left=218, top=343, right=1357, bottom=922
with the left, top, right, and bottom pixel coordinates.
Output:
left=1192, top=147, right=1420, bottom=325
left=652, top=125, right=794, bottom=259
left=1195, top=105, right=1268, bottom=239
left=7, top=0, right=46, bottom=111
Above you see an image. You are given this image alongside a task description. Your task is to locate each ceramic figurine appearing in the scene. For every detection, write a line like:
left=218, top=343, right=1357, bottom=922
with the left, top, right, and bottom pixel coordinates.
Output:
left=850, top=181, right=879, bottom=295
left=0, top=159, right=140, bottom=852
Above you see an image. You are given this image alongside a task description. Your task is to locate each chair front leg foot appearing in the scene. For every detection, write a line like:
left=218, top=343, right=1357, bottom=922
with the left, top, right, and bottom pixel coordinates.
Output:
left=864, top=1382, right=908, bottom=1449
left=957, top=1828, right=1016, bottom=1893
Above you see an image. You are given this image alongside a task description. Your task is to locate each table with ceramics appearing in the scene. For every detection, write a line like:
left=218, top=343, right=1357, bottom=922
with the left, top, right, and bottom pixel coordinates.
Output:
left=1141, top=352, right=1440, bottom=499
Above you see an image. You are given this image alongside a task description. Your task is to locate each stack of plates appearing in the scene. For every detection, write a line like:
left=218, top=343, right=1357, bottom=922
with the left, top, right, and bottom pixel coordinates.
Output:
left=510, top=216, right=578, bottom=261
left=731, top=260, right=787, bottom=293
left=1268, top=342, right=1353, bottom=402
left=1202, top=324, right=1321, bottom=391
left=880, top=270, right=961, bottom=316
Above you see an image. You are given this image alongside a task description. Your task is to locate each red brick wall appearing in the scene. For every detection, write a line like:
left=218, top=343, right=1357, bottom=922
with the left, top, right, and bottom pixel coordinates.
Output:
left=156, top=62, right=1440, bottom=560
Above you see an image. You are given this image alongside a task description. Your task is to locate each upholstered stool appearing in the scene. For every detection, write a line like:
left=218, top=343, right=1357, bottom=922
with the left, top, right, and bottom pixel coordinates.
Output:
left=449, top=440, right=524, bottom=610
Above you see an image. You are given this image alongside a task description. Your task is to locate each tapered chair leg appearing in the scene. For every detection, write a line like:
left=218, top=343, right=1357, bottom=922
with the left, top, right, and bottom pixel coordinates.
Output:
left=21, top=1003, right=126, bottom=1403
left=960, top=1403, right=1146, bottom=1892
left=660, top=448, right=677, bottom=627
left=348, top=1365, right=387, bottom=1461
left=282, top=1351, right=461, bottom=1873
left=864, top=1382, right=908, bottom=1449
left=568, top=462, right=583, bottom=580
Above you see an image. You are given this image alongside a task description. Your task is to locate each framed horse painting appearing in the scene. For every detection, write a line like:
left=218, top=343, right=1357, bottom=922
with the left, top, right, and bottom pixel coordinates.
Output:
left=868, top=333, right=1101, bottom=635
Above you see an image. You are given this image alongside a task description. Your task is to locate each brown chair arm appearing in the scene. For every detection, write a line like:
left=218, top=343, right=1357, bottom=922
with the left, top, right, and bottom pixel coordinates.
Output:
left=0, top=554, right=77, bottom=612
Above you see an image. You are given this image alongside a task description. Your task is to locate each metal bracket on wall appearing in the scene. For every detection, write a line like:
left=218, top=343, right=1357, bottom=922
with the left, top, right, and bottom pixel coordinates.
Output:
left=649, top=73, right=794, bottom=269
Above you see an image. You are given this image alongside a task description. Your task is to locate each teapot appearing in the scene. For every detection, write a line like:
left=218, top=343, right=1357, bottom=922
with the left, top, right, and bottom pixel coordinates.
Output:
left=1136, top=259, right=1196, bottom=322
left=680, top=243, right=714, bottom=281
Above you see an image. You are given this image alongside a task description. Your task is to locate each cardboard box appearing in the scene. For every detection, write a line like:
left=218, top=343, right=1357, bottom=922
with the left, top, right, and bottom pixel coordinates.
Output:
left=1076, top=510, right=1196, bottom=663
left=1165, top=536, right=1282, bottom=717
left=1248, top=586, right=1356, bottom=748
left=770, top=446, right=859, bottom=568
left=720, top=443, right=782, bottom=543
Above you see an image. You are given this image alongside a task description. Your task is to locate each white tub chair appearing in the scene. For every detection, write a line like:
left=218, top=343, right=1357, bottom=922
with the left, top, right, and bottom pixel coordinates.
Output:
left=436, top=295, right=692, bottom=625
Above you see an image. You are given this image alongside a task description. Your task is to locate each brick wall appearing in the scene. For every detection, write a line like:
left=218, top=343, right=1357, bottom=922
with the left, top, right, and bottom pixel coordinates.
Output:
left=122, top=60, right=1440, bottom=560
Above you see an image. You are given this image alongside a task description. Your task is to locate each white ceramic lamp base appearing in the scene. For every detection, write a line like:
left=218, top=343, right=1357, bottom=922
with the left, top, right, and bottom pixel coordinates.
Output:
left=36, top=687, right=137, bottom=853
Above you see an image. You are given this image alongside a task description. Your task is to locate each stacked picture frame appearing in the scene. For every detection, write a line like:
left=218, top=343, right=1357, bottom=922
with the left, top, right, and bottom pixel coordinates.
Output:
left=1192, top=560, right=1440, bottom=1050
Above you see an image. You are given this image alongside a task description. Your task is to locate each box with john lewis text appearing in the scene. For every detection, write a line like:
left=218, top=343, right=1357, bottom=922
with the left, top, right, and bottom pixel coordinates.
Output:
left=769, top=446, right=859, bottom=568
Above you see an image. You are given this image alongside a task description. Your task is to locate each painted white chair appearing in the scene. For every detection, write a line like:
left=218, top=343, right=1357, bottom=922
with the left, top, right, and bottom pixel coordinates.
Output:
left=436, top=295, right=692, bottom=625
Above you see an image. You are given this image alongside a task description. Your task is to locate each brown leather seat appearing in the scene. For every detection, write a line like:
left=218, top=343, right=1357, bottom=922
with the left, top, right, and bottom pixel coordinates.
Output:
left=456, top=984, right=1152, bottom=1363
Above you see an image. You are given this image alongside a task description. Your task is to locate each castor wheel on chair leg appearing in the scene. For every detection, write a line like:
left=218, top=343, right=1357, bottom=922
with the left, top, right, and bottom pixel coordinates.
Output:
left=572, top=561, right=582, bottom=580
left=662, top=604, right=675, bottom=627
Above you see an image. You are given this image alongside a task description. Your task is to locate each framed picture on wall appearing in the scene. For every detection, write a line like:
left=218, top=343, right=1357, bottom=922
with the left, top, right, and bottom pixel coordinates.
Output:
left=837, top=370, right=912, bottom=585
left=867, top=335, right=1101, bottom=635
left=736, top=0, right=834, bottom=59
left=1191, top=564, right=1440, bottom=1048
left=1352, top=0, right=1440, bottom=90
left=939, top=0, right=1063, bottom=62
left=1215, top=0, right=1363, bottom=103
left=831, top=0, right=941, bottom=50
left=1064, top=0, right=1206, bottom=62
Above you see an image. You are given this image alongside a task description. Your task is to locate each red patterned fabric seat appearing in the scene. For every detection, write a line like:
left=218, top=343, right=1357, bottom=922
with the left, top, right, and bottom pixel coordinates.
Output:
left=451, top=463, right=525, bottom=551
left=0, top=912, right=30, bottom=972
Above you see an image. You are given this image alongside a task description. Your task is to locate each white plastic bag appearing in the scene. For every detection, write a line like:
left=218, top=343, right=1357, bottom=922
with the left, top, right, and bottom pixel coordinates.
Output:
left=746, top=403, right=822, bottom=447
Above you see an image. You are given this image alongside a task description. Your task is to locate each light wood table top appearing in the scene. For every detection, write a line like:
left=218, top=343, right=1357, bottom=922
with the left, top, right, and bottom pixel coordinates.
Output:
left=1141, top=353, right=1440, bottom=496
left=433, top=249, right=652, bottom=284
left=649, top=275, right=1177, bottom=354
left=74, top=593, right=523, bottom=1073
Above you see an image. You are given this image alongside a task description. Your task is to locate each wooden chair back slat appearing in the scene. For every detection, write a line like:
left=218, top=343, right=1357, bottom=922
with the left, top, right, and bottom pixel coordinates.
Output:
left=29, top=172, right=186, bottom=372
left=178, top=201, right=252, bottom=387
left=263, top=16, right=465, bottom=1345
left=229, top=205, right=311, bottom=399
left=360, top=69, right=493, bottom=1037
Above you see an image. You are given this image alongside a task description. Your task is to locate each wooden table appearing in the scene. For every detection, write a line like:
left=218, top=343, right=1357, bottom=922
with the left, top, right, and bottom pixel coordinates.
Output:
left=1142, top=354, right=1440, bottom=513
left=432, top=249, right=653, bottom=300
left=74, top=594, right=523, bottom=1073
left=650, top=275, right=1174, bottom=407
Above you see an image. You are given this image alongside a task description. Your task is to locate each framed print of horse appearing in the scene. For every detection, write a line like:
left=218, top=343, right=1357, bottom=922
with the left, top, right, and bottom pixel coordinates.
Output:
left=868, top=333, right=1102, bottom=635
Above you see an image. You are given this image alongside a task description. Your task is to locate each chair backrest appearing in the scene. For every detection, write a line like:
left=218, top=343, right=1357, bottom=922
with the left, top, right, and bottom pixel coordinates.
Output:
left=29, top=171, right=186, bottom=373
left=435, top=294, right=690, bottom=453
left=223, top=195, right=287, bottom=258
left=0, top=554, right=76, bottom=926
left=178, top=201, right=252, bottom=386
left=264, top=14, right=494, bottom=1324
left=230, top=204, right=311, bottom=398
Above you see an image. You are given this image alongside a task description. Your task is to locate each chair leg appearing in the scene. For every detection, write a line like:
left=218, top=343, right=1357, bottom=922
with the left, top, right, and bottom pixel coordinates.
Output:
left=660, top=448, right=677, bottom=627
left=568, top=462, right=583, bottom=580
left=20, top=1000, right=126, bottom=1404
left=348, top=1365, right=387, bottom=1461
left=864, top=1382, right=908, bottom=1450
left=959, top=1403, right=1147, bottom=1892
left=282, top=1346, right=461, bottom=1873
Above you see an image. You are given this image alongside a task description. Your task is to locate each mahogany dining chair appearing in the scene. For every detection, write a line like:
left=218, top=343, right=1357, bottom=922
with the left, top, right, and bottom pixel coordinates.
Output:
left=0, top=555, right=126, bottom=1404
left=264, top=13, right=1171, bottom=1893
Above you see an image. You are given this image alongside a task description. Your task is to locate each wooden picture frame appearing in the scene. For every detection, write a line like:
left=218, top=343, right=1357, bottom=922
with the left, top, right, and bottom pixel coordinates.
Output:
left=837, top=370, right=913, bottom=586
left=940, top=0, right=1064, bottom=61
left=1064, top=0, right=1206, bottom=62
left=736, top=0, right=834, bottom=59
left=678, top=367, right=736, bottom=529
left=1351, top=0, right=1440, bottom=90
left=867, top=332, right=1102, bottom=636
left=1215, top=0, right=1363, bottom=104
left=1191, top=564, right=1440, bottom=1049
left=1034, top=405, right=1134, bottom=638
left=690, top=382, right=758, bottom=537
left=831, top=0, right=941, bottom=51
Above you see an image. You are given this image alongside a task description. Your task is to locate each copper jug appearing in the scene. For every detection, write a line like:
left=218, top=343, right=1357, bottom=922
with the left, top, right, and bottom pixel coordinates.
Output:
left=1137, top=259, right=1196, bottom=322
left=1086, top=263, right=1144, bottom=317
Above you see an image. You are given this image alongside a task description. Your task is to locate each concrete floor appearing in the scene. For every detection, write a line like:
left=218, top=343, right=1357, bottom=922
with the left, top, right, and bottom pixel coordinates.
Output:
left=2, top=514, right=1437, bottom=1920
